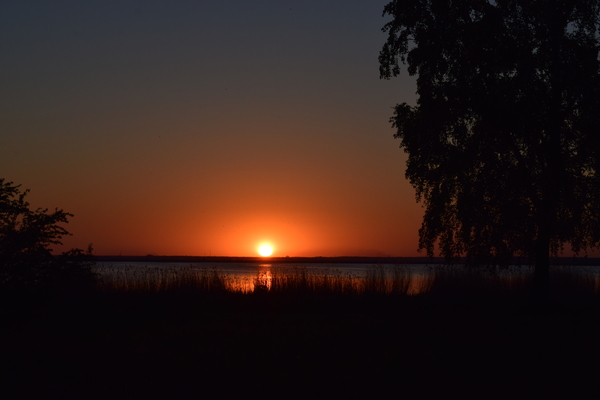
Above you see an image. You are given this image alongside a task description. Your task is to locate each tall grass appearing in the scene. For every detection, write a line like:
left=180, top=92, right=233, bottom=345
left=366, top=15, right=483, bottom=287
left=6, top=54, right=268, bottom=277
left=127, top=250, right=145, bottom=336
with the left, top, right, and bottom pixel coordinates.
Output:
left=249, top=265, right=415, bottom=295
left=265, top=266, right=362, bottom=295
left=93, top=264, right=600, bottom=301
left=95, top=265, right=245, bottom=293
left=95, top=264, right=418, bottom=295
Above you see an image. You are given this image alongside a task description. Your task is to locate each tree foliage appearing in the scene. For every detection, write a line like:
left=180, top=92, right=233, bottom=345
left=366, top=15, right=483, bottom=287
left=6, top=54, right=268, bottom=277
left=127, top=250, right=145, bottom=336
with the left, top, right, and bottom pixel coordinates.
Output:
left=0, top=178, right=96, bottom=291
left=380, top=0, right=600, bottom=268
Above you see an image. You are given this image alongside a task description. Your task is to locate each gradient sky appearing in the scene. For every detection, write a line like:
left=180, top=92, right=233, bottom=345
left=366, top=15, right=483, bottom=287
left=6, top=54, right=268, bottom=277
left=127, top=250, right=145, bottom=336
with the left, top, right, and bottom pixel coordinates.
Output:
left=1, top=0, right=424, bottom=257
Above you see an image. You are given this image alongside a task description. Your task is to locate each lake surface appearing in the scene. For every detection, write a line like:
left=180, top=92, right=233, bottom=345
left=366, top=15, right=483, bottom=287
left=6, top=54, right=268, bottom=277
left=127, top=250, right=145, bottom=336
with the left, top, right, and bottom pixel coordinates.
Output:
left=95, top=261, right=429, bottom=275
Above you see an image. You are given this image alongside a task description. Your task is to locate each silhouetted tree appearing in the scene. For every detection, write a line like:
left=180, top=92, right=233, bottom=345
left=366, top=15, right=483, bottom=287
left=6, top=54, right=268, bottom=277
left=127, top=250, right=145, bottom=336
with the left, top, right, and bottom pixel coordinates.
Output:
left=0, top=178, right=96, bottom=292
left=380, top=0, right=600, bottom=300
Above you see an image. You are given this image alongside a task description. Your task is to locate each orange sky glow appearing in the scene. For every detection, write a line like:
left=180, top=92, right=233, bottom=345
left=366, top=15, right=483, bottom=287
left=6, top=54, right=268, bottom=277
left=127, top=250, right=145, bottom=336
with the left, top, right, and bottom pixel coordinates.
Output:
left=2, top=1, right=430, bottom=257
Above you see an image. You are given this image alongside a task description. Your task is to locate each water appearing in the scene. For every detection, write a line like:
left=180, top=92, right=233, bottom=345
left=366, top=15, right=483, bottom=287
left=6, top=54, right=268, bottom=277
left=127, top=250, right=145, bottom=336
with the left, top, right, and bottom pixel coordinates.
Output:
left=95, top=261, right=425, bottom=276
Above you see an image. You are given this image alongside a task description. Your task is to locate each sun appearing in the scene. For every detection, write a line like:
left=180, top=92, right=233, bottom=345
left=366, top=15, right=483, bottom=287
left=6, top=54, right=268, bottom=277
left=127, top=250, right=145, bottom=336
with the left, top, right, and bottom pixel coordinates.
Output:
left=258, top=245, right=273, bottom=257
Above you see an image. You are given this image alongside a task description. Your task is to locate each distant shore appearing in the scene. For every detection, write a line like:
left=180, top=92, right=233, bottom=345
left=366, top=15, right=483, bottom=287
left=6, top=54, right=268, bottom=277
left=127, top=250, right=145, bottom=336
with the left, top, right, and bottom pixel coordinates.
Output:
left=93, top=255, right=600, bottom=266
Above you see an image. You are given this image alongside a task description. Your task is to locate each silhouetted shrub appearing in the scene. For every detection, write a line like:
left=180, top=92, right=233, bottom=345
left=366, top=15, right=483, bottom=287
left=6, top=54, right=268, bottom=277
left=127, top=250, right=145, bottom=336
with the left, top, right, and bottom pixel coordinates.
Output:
left=0, top=178, right=97, bottom=295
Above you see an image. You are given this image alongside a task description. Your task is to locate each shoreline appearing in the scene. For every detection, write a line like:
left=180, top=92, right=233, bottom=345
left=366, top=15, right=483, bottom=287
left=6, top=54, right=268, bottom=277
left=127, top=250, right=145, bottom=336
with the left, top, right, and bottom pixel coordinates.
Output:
left=93, top=255, right=600, bottom=266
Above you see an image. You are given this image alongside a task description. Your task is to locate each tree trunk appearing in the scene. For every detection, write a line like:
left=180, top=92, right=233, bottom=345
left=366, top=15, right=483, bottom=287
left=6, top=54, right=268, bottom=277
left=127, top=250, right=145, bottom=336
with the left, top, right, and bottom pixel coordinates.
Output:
left=529, top=8, right=562, bottom=310
left=530, top=234, right=550, bottom=308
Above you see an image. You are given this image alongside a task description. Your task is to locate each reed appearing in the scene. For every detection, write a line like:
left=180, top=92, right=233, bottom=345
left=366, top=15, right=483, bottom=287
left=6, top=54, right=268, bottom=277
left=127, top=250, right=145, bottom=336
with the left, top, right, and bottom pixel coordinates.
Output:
left=266, top=265, right=362, bottom=295
left=92, top=263, right=600, bottom=302
left=95, top=265, right=245, bottom=293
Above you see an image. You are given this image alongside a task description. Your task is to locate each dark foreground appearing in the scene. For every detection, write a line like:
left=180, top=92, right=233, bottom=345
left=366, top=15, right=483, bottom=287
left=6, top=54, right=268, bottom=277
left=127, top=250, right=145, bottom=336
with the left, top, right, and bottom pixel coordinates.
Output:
left=2, top=271, right=600, bottom=399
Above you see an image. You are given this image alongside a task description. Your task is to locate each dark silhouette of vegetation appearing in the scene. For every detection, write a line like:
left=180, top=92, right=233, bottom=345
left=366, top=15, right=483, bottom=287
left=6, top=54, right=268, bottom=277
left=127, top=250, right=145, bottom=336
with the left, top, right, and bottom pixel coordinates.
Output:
left=379, top=1, right=600, bottom=301
left=96, top=263, right=600, bottom=305
left=3, top=263, right=600, bottom=399
left=0, top=178, right=96, bottom=295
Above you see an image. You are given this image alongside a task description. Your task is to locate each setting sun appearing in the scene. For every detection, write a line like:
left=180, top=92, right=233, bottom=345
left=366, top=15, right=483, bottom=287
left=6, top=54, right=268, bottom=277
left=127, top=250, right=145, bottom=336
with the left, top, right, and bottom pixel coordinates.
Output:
left=258, top=245, right=273, bottom=257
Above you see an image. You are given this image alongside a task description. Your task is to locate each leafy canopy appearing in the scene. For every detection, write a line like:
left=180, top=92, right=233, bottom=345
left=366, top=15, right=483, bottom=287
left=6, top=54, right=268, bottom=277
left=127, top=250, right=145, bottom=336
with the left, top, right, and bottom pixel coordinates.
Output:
left=380, top=0, right=600, bottom=264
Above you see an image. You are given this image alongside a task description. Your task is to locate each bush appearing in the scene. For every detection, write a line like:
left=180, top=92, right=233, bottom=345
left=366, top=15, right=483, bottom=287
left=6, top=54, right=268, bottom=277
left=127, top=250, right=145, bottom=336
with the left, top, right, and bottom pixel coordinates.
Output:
left=0, top=178, right=96, bottom=293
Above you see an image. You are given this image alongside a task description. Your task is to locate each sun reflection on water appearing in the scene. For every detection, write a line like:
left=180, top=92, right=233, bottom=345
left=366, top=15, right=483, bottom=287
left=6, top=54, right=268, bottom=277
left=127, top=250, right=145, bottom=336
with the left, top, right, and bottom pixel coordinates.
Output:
left=253, top=264, right=273, bottom=291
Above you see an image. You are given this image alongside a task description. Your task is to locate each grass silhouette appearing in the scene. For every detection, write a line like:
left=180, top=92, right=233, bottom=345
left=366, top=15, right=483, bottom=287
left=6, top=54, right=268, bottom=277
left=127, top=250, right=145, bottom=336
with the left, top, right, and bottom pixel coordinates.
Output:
left=1, top=263, right=600, bottom=399
left=94, top=263, right=600, bottom=303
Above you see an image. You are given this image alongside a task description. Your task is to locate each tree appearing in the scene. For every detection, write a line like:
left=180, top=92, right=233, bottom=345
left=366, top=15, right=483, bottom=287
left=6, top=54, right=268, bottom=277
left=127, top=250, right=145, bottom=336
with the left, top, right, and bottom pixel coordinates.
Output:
left=379, top=0, right=600, bottom=299
left=0, top=178, right=96, bottom=292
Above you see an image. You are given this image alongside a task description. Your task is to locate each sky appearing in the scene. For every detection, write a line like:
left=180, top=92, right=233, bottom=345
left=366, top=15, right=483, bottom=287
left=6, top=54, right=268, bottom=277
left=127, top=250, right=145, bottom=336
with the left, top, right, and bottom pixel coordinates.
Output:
left=1, top=0, right=423, bottom=257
